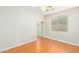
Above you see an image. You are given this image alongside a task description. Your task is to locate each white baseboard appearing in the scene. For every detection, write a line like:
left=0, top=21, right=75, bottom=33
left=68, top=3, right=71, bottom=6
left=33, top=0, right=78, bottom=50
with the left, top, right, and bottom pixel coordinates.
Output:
left=0, top=39, right=36, bottom=52
left=43, top=36, right=79, bottom=46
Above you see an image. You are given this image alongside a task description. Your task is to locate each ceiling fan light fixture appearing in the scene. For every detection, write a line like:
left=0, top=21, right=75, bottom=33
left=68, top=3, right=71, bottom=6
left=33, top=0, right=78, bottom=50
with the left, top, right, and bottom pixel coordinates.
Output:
left=40, top=6, right=54, bottom=12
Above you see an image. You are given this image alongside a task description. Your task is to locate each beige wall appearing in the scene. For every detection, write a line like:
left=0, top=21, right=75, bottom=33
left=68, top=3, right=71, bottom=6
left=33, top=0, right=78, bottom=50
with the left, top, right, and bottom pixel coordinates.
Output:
left=0, top=7, right=43, bottom=51
left=43, top=7, right=79, bottom=45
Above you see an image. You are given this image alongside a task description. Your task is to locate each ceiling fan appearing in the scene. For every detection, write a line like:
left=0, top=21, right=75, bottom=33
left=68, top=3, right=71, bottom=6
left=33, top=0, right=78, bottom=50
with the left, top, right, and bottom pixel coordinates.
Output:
left=40, top=6, right=54, bottom=12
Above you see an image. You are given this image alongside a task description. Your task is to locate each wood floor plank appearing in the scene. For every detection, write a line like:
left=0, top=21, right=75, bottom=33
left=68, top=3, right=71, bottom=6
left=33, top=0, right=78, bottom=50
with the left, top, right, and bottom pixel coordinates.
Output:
left=1, top=37, right=79, bottom=53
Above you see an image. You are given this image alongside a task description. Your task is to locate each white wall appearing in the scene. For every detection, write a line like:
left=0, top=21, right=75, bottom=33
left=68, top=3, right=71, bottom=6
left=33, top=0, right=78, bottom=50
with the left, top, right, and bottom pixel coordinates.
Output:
left=0, top=7, right=43, bottom=51
left=43, top=7, right=79, bottom=45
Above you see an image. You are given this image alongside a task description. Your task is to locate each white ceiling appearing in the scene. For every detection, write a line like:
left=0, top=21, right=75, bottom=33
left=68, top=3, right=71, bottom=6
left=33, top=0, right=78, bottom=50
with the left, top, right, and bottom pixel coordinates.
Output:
left=25, top=6, right=77, bottom=16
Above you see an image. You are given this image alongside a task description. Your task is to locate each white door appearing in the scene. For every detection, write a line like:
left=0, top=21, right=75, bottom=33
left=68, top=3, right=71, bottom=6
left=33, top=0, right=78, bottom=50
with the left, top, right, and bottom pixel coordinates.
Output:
left=37, top=21, right=44, bottom=37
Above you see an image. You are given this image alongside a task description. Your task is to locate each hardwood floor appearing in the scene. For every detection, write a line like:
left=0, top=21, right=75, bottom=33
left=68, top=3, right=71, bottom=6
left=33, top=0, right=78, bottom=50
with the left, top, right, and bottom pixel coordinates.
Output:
left=1, top=37, right=79, bottom=53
